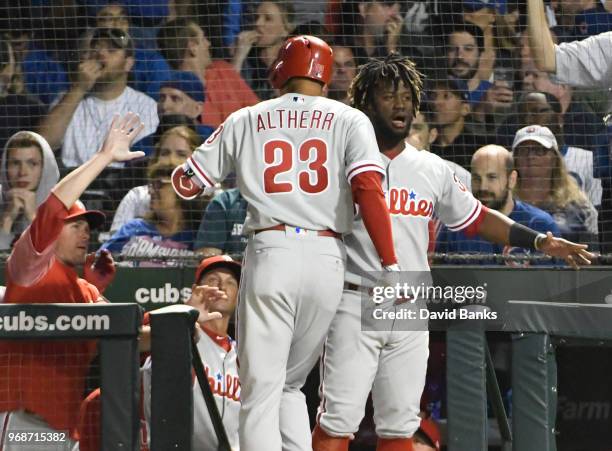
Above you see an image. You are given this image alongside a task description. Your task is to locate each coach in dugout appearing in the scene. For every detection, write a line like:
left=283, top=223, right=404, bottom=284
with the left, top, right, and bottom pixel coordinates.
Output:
left=78, top=255, right=240, bottom=451
left=142, top=255, right=241, bottom=451
left=0, top=113, right=146, bottom=448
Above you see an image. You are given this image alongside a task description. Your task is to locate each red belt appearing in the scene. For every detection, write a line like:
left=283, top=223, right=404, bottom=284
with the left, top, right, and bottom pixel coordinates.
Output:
left=255, top=224, right=341, bottom=239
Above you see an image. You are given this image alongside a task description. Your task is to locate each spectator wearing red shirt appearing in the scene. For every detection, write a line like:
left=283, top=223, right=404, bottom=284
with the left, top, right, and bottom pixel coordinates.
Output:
left=158, top=18, right=259, bottom=129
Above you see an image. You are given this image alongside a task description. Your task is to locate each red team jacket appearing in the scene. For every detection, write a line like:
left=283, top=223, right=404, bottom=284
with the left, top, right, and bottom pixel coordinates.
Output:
left=0, top=194, right=101, bottom=438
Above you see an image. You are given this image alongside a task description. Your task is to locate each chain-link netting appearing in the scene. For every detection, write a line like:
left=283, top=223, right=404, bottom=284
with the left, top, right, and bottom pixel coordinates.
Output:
left=0, top=0, right=610, bottom=266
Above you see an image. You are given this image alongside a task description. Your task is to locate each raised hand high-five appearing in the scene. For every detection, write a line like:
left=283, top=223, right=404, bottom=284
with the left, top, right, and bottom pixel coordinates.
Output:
left=52, top=112, right=146, bottom=210
left=98, top=113, right=145, bottom=163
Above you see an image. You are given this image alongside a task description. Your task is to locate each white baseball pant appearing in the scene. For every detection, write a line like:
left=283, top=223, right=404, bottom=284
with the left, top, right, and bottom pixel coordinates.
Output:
left=237, top=227, right=346, bottom=451
left=317, top=288, right=429, bottom=438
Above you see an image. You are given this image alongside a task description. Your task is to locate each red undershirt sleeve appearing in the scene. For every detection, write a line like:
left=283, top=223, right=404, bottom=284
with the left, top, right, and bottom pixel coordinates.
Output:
left=461, top=205, right=488, bottom=238
left=350, top=171, right=397, bottom=266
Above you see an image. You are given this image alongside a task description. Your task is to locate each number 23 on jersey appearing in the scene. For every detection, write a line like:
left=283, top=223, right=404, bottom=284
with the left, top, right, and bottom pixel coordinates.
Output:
left=263, top=138, right=329, bottom=194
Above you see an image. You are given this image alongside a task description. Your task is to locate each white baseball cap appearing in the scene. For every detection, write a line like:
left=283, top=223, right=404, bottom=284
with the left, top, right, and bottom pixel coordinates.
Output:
left=511, top=125, right=559, bottom=152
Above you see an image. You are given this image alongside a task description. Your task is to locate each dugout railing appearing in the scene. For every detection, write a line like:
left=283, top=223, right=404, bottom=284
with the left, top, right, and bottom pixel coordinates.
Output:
left=0, top=303, right=142, bottom=451
left=426, top=266, right=611, bottom=450
left=147, top=304, right=233, bottom=451
left=2, top=268, right=611, bottom=450
left=446, top=300, right=612, bottom=451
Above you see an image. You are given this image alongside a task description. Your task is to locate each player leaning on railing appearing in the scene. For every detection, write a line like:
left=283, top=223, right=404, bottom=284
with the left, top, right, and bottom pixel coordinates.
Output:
left=0, top=113, right=148, bottom=447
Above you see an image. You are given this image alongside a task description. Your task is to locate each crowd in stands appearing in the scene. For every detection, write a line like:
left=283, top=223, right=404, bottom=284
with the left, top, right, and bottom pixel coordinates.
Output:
left=0, top=2, right=607, bottom=449
left=0, top=0, right=611, bottom=263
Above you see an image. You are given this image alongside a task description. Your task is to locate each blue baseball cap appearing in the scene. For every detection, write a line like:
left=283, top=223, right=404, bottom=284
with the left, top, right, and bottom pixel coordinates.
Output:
left=463, top=0, right=507, bottom=14
left=160, top=71, right=206, bottom=103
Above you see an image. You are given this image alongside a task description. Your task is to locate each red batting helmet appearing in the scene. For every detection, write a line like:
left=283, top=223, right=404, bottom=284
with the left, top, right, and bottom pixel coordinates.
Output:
left=269, top=35, right=333, bottom=89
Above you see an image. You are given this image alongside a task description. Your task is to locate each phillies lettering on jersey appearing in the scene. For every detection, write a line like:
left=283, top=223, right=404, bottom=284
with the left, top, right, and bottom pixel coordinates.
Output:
left=142, top=329, right=240, bottom=451
left=204, top=364, right=241, bottom=402
left=345, top=143, right=482, bottom=278
left=388, top=188, right=434, bottom=218
left=184, top=93, right=385, bottom=234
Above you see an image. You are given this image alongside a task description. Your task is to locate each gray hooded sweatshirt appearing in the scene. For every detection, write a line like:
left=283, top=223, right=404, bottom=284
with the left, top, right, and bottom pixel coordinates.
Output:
left=0, top=131, right=59, bottom=250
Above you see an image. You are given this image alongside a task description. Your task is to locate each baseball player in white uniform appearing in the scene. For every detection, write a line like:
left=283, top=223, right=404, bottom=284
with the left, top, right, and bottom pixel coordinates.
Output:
left=172, top=36, right=399, bottom=451
left=312, top=54, right=593, bottom=451
left=143, top=255, right=241, bottom=451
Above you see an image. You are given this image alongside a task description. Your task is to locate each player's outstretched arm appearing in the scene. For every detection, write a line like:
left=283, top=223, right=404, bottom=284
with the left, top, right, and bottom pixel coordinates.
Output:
left=52, top=113, right=144, bottom=210
left=136, top=285, right=224, bottom=353
left=528, top=0, right=557, bottom=72
left=477, top=208, right=593, bottom=268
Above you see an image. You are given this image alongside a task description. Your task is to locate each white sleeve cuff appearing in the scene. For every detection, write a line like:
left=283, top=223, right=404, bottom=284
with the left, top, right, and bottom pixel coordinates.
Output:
left=446, top=200, right=483, bottom=232
left=187, top=157, right=216, bottom=188
left=346, top=160, right=386, bottom=184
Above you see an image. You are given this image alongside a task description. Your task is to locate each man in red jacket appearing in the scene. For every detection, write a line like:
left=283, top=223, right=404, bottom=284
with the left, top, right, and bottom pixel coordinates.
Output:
left=0, top=113, right=145, bottom=448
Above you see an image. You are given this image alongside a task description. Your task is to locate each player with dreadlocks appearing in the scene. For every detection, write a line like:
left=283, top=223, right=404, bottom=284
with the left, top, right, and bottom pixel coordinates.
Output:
left=349, top=53, right=423, bottom=117
left=312, top=54, right=591, bottom=451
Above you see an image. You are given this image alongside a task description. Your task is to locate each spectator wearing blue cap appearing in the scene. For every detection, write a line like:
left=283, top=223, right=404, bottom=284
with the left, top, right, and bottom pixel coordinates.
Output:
left=130, top=71, right=214, bottom=157
left=429, top=78, right=488, bottom=169
left=157, top=71, right=207, bottom=125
